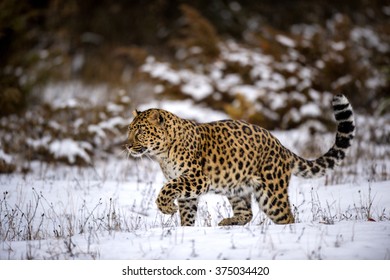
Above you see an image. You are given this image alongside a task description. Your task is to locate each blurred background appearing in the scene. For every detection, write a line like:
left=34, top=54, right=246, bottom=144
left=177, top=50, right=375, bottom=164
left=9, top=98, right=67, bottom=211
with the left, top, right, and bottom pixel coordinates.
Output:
left=0, top=0, right=389, bottom=175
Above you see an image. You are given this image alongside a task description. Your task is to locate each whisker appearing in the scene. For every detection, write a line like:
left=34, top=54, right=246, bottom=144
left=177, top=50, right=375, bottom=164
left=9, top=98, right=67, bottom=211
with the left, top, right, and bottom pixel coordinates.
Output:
left=122, top=149, right=130, bottom=159
left=145, top=153, right=153, bottom=161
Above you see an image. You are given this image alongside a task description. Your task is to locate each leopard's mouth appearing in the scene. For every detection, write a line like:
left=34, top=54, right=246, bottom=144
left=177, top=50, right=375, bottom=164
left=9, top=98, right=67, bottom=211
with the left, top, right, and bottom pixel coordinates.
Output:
left=128, top=146, right=148, bottom=157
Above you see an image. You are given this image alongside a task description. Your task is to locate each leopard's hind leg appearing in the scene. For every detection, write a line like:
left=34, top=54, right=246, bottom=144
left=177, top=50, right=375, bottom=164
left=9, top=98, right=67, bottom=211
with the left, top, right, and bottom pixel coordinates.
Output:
left=218, top=194, right=253, bottom=226
left=253, top=162, right=295, bottom=224
left=255, top=182, right=294, bottom=224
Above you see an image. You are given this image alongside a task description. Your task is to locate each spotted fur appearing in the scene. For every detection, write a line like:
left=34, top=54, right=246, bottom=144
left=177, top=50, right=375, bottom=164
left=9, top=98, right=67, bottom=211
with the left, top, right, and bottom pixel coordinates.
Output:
left=126, top=94, right=355, bottom=226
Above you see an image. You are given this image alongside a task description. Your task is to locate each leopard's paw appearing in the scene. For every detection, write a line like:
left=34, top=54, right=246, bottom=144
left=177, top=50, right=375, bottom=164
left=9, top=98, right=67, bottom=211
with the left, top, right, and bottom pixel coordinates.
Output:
left=156, top=198, right=178, bottom=215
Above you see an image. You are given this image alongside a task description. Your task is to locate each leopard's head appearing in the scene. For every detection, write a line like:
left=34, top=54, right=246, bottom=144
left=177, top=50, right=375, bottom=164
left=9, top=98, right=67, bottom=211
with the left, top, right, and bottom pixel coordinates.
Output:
left=126, top=109, right=169, bottom=158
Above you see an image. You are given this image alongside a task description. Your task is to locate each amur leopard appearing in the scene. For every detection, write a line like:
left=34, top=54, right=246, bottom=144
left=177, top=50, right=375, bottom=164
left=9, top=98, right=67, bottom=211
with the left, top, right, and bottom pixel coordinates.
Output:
left=126, top=94, right=355, bottom=226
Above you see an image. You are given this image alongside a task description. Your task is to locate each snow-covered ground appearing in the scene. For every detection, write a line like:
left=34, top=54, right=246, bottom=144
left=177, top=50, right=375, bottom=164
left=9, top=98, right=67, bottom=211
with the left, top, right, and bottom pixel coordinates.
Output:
left=1, top=151, right=389, bottom=260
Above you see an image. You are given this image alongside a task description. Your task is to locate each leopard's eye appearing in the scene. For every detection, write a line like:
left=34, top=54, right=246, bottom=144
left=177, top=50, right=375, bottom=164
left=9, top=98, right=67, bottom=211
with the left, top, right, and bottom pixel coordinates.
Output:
left=135, top=127, right=144, bottom=140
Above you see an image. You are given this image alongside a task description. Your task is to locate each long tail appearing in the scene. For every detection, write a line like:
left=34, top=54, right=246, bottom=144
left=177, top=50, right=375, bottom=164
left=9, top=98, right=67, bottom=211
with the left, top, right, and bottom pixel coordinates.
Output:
left=291, top=94, right=355, bottom=178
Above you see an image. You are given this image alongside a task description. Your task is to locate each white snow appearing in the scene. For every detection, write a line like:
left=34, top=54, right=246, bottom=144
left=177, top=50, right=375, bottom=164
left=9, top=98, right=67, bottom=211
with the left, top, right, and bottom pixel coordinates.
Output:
left=97, top=116, right=128, bottom=131
left=229, top=85, right=263, bottom=102
left=139, top=99, right=229, bottom=123
left=216, top=74, right=242, bottom=92
left=141, top=57, right=181, bottom=85
left=181, top=79, right=213, bottom=101
left=269, top=92, right=287, bottom=110
left=365, top=76, right=387, bottom=89
left=107, top=102, right=124, bottom=113
left=350, top=27, right=389, bottom=53
left=42, top=81, right=110, bottom=107
left=332, top=75, right=353, bottom=89
left=331, top=41, right=346, bottom=51
left=220, top=41, right=273, bottom=67
left=300, top=103, right=322, bottom=117
left=0, top=158, right=389, bottom=260
left=276, top=35, right=296, bottom=48
left=283, top=62, right=299, bottom=72
left=0, top=149, right=12, bottom=164
left=142, top=57, right=219, bottom=101
left=49, top=138, right=92, bottom=164
left=26, top=135, right=52, bottom=149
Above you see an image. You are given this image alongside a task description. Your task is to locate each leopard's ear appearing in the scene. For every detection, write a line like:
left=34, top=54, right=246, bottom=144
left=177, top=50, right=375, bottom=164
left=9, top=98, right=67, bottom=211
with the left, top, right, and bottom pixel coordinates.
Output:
left=148, top=110, right=164, bottom=126
left=132, top=110, right=140, bottom=117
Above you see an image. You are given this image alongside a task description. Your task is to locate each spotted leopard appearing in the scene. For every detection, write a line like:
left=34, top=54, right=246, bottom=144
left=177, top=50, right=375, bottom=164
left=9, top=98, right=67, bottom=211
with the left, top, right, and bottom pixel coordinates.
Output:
left=126, top=94, right=355, bottom=226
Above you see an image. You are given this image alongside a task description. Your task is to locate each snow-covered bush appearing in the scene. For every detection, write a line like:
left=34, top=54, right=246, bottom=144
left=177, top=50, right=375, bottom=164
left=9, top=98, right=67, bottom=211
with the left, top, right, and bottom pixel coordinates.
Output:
left=0, top=85, right=132, bottom=167
left=0, top=148, right=15, bottom=173
left=139, top=9, right=389, bottom=130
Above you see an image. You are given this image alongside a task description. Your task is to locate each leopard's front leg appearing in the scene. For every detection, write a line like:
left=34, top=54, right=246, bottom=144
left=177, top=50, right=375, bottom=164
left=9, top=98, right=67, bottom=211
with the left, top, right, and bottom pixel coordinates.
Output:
left=155, top=180, right=180, bottom=215
left=156, top=174, right=209, bottom=225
